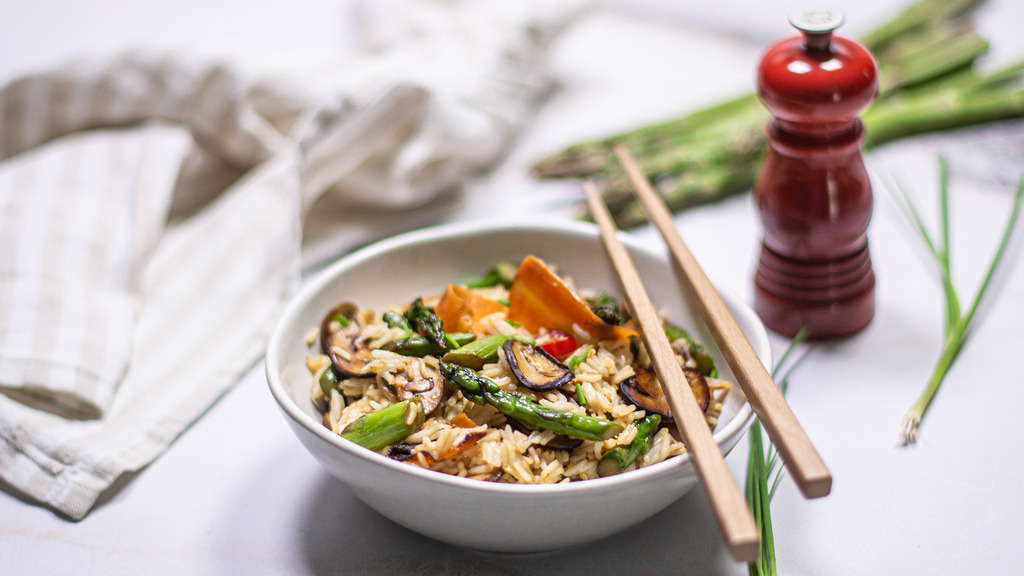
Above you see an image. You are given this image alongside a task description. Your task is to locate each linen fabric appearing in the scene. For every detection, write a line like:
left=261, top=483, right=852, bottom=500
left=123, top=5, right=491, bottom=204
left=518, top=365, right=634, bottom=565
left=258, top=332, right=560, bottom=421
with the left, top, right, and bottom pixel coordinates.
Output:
left=0, top=0, right=579, bottom=519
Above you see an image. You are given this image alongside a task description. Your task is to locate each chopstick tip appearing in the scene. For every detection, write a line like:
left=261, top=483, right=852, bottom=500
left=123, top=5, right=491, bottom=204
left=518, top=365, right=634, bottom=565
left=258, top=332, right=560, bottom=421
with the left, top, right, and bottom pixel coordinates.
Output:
left=800, top=471, right=833, bottom=499
left=728, top=531, right=762, bottom=563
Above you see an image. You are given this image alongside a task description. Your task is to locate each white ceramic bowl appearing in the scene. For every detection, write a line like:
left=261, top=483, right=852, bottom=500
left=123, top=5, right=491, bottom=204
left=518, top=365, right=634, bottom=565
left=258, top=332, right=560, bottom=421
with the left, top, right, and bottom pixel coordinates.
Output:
left=266, top=220, right=771, bottom=553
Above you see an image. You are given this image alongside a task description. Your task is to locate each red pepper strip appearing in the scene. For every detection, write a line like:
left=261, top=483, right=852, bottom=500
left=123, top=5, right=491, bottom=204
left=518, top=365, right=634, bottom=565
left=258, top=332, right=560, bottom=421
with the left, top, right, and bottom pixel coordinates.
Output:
left=539, top=331, right=578, bottom=360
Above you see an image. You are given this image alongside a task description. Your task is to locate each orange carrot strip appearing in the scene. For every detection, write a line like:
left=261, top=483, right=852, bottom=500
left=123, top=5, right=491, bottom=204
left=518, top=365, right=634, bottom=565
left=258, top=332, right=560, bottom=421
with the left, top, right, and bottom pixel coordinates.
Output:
left=450, top=413, right=479, bottom=428
left=435, top=283, right=507, bottom=335
left=420, top=430, right=487, bottom=463
left=507, top=255, right=636, bottom=343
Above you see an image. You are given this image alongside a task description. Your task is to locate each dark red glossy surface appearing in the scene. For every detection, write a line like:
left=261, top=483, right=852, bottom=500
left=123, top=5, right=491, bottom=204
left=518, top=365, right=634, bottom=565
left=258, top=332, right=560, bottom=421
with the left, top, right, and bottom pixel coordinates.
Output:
left=753, top=29, right=878, bottom=340
left=757, top=123, right=872, bottom=262
left=758, top=35, right=878, bottom=127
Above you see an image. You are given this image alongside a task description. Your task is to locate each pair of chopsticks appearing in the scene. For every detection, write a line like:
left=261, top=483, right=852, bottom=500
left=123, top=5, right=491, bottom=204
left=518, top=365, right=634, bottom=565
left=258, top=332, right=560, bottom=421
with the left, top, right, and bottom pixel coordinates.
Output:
left=583, top=145, right=831, bottom=563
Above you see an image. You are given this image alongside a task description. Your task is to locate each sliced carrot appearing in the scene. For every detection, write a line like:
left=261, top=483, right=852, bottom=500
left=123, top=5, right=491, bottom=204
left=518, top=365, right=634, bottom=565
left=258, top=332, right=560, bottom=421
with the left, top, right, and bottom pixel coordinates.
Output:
left=435, top=283, right=508, bottom=335
left=419, top=430, right=487, bottom=463
left=450, top=413, right=479, bottom=428
left=507, top=255, right=636, bottom=343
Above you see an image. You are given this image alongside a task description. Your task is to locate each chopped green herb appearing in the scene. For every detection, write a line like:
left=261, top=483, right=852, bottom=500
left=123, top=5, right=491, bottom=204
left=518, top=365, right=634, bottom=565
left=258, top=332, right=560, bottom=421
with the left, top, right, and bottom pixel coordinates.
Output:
left=464, top=261, right=518, bottom=289
left=566, top=344, right=593, bottom=373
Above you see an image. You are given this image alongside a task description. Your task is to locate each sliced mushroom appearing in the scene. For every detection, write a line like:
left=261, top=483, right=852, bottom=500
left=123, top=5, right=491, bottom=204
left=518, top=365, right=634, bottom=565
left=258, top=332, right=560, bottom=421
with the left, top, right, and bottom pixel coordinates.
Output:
left=320, top=303, right=377, bottom=378
left=326, top=327, right=376, bottom=377
left=503, top=339, right=573, bottom=391
left=387, top=443, right=417, bottom=461
left=320, top=302, right=357, bottom=354
left=387, top=362, right=445, bottom=415
left=682, top=367, right=711, bottom=413
left=620, top=366, right=711, bottom=421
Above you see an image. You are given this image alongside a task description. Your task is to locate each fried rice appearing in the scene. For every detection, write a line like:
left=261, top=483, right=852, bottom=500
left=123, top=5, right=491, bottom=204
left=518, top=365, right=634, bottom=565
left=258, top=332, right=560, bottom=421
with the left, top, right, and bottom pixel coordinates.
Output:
left=306, top=275, right=731, bottom=484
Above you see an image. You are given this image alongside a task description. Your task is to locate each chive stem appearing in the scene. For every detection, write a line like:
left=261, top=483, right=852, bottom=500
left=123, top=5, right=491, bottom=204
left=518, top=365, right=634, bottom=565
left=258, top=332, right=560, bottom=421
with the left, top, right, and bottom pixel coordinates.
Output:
left=896, top=164, right=1024, bottom=444
left=747, top=327, right=808, bottom=576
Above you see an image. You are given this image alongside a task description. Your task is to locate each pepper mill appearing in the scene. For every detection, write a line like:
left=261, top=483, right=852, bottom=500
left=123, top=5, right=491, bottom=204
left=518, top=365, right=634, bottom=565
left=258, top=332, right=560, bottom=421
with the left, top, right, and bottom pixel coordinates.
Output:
left=753, top=8, right=878, bottom=340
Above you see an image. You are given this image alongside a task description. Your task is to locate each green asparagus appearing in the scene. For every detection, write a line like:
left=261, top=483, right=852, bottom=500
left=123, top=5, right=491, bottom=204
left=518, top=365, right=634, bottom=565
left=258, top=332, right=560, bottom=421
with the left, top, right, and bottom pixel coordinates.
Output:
left=532, top=0, right=1024, bottom=228
left=405, top=297, right=447, bottom=348
left=383, top=310, right=411, bottom=333
left=597, top=414, right=662, bottom=477
left=439, top=362, right=624, bottom=442
left=341, top=399, right=425, bottom=452
left=441, top=334, right=512, bottom=369
left=663, top=322, right=717, bottom=378
left=318, top=365, right=341, bottom=397
left=464, top=261, right=519, bottom=289
left=382, top=331, right=476, bottom=357
left=588, top=289, right=624, bottom=326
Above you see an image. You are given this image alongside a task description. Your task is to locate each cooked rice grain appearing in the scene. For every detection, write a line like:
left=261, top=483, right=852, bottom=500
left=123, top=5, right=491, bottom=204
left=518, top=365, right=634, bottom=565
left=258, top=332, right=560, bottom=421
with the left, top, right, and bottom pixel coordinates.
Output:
left=310, top=289, right=731, bottom=485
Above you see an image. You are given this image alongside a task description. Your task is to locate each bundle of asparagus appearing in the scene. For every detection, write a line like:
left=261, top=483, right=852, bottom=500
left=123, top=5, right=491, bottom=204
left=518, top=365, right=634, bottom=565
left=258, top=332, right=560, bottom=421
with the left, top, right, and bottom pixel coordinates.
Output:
left=532, top=0, right=1024, bottom=228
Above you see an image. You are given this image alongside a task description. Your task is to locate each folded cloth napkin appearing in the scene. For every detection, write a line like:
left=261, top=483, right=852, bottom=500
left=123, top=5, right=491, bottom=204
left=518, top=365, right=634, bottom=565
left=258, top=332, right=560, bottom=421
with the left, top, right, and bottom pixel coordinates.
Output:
left=0, top=0, right=580, bottom=520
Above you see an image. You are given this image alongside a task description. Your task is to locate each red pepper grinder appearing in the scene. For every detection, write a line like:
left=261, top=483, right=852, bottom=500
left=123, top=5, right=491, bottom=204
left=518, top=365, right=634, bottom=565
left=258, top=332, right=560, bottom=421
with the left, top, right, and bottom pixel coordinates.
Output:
left=753, top=8, right=878, bottom=340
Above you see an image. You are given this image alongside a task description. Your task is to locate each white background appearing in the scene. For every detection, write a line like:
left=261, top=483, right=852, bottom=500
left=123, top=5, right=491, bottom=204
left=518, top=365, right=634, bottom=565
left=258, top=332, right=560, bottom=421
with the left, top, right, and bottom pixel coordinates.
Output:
left=2, top=0, right=1023, bottom=574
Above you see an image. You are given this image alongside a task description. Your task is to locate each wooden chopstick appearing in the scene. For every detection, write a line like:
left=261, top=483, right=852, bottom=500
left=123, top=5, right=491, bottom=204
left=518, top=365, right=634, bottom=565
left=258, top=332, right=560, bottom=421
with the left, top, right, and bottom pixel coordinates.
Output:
left=611, top=144, right=832, bottom=500
left=583, top=182, right=760, bottom=563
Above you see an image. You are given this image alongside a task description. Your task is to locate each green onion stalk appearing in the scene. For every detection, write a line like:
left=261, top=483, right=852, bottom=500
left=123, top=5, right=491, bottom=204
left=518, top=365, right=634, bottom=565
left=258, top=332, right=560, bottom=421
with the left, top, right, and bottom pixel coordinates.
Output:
left=746, top=327, right=809, bottom=576
left=889, top=158, right=1024, bottom=445
left=532, top=0, right=1024, bottom=228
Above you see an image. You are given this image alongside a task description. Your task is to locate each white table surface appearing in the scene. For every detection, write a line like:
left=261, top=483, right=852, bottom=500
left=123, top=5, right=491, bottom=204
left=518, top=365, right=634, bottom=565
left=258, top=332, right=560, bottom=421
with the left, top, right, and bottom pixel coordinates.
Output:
left=3, top=1, right=1024, bottom=574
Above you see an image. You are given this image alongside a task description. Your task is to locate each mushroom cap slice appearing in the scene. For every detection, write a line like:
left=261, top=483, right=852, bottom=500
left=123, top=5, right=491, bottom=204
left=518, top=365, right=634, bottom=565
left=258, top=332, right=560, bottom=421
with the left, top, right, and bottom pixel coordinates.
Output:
left=388, top=362, right=446, bottom=415
left=325, top=326, right=377, bottom=378
left=320, top=302, right=376, bottom=378
left=619, top=365, right=710, bottom=421
left=503, top=339, right=573, bottom=391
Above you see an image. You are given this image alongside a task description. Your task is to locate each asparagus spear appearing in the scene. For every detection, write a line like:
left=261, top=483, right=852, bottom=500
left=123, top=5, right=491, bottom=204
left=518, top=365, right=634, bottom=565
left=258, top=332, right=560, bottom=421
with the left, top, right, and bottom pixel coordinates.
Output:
left=383, top=310, right=412, bottom=333
left=532, top=0, right=1024, bottom=228
left=464, top=261, right=518, bottom=289
left=341, top=399, right=425, bottom=452
left=382, top=331, right=476, bottom=357
left=857, top=0, right=985, bottom=51
left=587, top=289, right=624, bottom=326
left=441, top=334, right=512, bottom=369
left=318, top=365, right=341, bottom=397
left=439, top=362, right=624, bottom=442
left=597, top=414, right=662, bottom=477
left=406, top=297, right=447, bottom=348
left=663, top=322, right=717, bottom=378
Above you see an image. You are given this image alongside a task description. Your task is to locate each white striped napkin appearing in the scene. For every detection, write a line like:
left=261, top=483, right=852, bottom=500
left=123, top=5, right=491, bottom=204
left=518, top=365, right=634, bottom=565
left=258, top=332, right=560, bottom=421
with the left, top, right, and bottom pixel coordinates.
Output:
left=0, top=0, right=580, bottom=519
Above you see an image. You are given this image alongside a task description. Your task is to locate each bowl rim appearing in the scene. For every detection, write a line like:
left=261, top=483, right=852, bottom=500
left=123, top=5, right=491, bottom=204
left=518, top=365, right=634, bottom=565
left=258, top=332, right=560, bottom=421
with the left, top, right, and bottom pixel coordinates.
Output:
left=266, top=219, right=763, bottom=496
